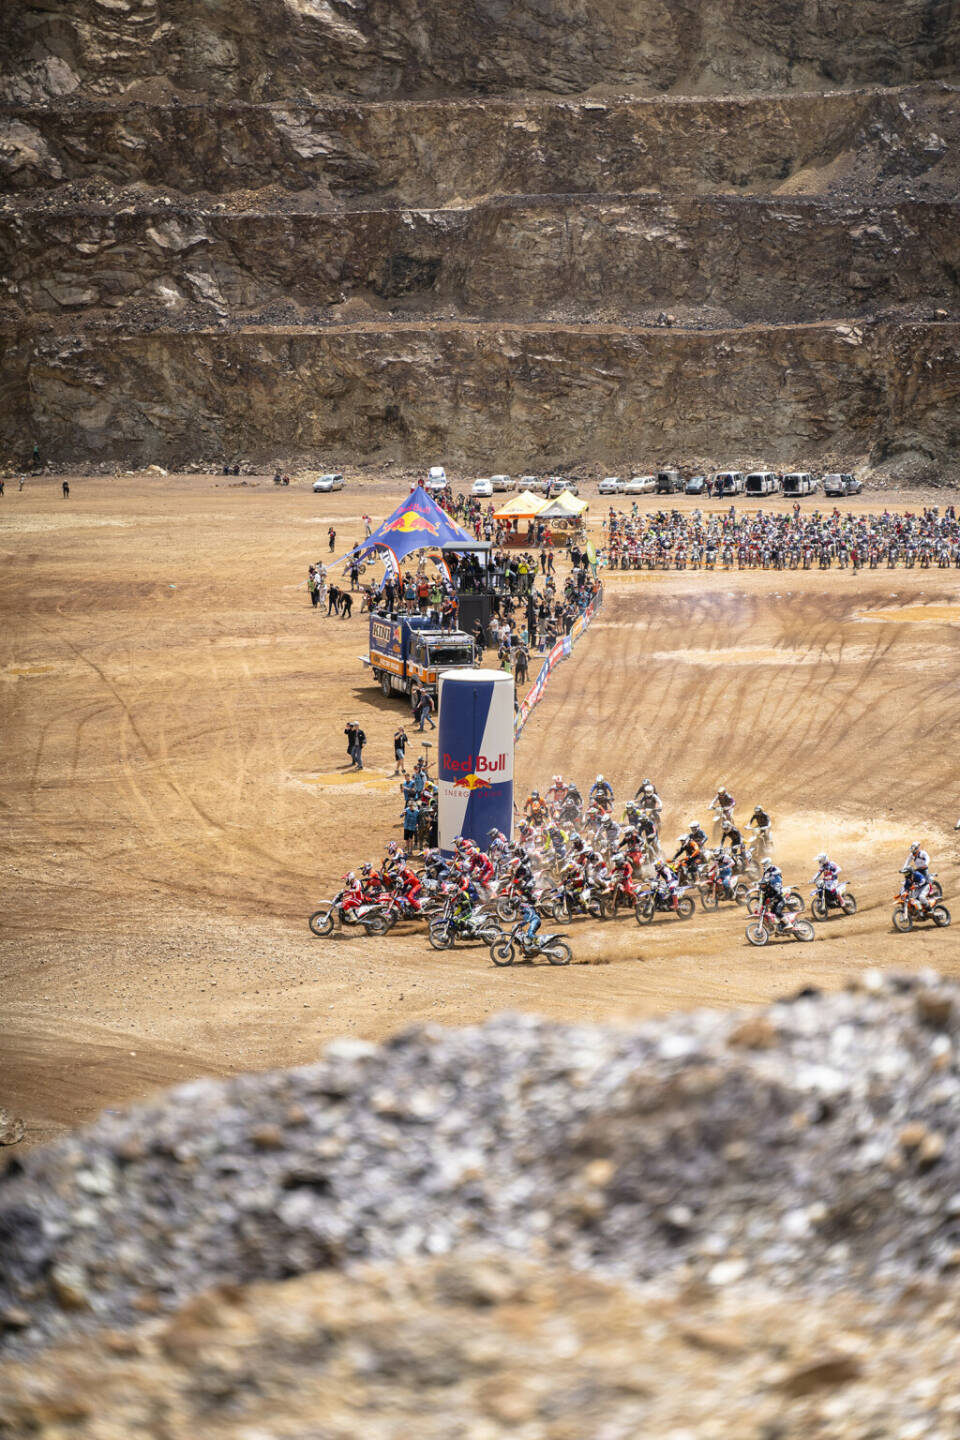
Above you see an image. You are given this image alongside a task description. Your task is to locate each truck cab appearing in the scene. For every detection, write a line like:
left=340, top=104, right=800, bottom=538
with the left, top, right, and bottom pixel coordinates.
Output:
left=368, top=613, right=476, bottom=703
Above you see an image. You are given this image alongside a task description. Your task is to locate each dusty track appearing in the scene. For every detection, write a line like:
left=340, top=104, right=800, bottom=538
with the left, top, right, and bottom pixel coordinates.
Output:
left=2, top=474, right=959, bottom=1147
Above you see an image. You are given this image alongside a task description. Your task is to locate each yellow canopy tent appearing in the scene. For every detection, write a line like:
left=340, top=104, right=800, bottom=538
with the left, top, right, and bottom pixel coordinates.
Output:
left=536, top=490, right=589, bottom=519
left=491, top=490, right=547, bottom=522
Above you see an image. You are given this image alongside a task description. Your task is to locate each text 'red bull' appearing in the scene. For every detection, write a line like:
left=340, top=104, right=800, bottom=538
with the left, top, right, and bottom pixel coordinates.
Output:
left=442, top=753, right=508, bottom=775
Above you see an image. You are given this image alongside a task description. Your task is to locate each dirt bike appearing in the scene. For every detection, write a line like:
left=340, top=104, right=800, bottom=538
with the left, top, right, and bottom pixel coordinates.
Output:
left=810, top=880, right=857, bottom=920
left=635, top=886, right=695, bottom=923
left=494, top=878, right=553, bottom=921
left=309, top=890, right=389, bottom=937
left=698, top=870, right=750, bottom=911
left=544, top=885, right=607, bottom=921
left=370, top=889, right=429, bottom=930
left=892, top=892, right=951, bottom=932
left=745, top=883, right=804, bottom=916
left=745, top=905, right=815, bottom=946
left=428, top=903, right=502, bottom=950
left=490, top=922, right=572, bottom=966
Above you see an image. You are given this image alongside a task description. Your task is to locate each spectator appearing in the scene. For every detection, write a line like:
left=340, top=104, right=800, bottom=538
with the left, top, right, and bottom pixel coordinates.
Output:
left=344, top=720, right=366, bottom=770
left=514, top=642, right=529, bottom=685
left=62, top=480, right=70, bottom=498
left=415, top=689, right=436, bottom=731
left=340, top=590, right=353, bottom=619
left=402, top=798, right=421, bottom=851
left=393, top=724, right=408, bottom=777
left=308, top=566, right=321, bottom=608
left=327, top=584, right=340, bottom=615
left=328, top=526, right=336, bottom=552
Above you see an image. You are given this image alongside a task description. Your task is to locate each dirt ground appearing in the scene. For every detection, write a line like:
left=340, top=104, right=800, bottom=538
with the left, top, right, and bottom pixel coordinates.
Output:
left=2, top=472, right=959, bottom=1149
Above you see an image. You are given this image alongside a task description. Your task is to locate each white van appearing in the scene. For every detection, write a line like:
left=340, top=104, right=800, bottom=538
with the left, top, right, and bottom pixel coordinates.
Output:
left=713, top=470, right=744, bottom=495
left=781, top=472, right=817, bottom=496
left=745, top=471, right=780, bottom=497
left=425, top=466, right=447, bottom=491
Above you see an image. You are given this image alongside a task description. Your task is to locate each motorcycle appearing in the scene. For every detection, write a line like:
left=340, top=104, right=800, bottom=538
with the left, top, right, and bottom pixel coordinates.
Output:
left=635, top=886, right=695, bottom=923
left=892, top=892, right=951, bottom=932
left=543, top=885, right=607, bottom=921
left=308, top=890, right=389, bottom=937
left=745, top=906, right=815, bottom=946
left=698, top=868, right=749, bottom=911
left=428, top=903, right=502, bottom=950
left=745, top=883, right=804, bottom=916
left=810, top=880, right=857, bottom=920
left=490, top=922, right=572, bottom=966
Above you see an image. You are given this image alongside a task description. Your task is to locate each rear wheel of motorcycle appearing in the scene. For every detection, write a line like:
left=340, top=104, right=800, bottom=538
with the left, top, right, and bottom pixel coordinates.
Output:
left=676, top=895, right=695, bottom=920
left=700, top=886, right=718, bottom=912
left=636, top=898, right=655, bottom=924
left=929, top=880, right=944, bottom=900
left=745, top=922, right=768, bottom=946
left=477, top=924, right=502, bottom=946
left=841, top=893, right=858, bottom=916
left=428, top=924, right=454, bottom=950
left=811, top=896, right=828, bottom=921
left=496, top=896, right=519, bottom=921
left=792, top=918, right=815, bottom=942
left=892, top=906, right=913, bottom=933
left=308, top=908, right=335, bottom=937
left=733, top=883, right=750, bottom=906
left=785, top=893, right=804, bottom=914
left=544, top=940, right=572, bottom=965
left=364, top=914, right=389, bottom=936
left=490, top=939, right=515, bottom=967
left=932, top=904, right=951, bottom=927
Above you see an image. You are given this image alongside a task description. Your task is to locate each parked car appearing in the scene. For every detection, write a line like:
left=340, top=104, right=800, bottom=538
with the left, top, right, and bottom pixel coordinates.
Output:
left=313, top=472, right=344, bottom=492
left=490, top=474, right=512, bottom=492
left=823, top=472, right=862, bottom=497
left=621, top=474, right=657, bottom=495
left=598, top=476, right=622, bottom=495
left=427, top=466, right=447, bottom=489
left=713, top=470, right=744, bottom=495
left=519, top=475, right=542, bottom=491
left=471, top=477, right=494, bottom=497
left=685, top=474, right=707, bottom=495
left=744, top=471, right=781, bottom=497
left=545, top=476, right=578, bottom=496
left=656, top=468, right=683, bottom=494
left=781, top=471, right=817, bottom=496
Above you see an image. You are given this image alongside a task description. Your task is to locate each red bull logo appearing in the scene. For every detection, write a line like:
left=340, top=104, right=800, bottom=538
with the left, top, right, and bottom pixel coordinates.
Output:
left=443, top=752, right=508, bottom=776
left=453, top=773, right=492, bottom=791
left=386, top=512, right=439, bottom=535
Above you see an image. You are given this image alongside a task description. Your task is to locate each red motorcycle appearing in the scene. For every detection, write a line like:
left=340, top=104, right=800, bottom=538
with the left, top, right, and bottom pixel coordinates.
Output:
left=309, top=889, right=388, bottom=937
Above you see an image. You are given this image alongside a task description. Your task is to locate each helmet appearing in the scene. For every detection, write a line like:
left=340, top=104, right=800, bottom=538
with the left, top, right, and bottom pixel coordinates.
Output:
left=596, top=774, right=604, bottom=783
left=677, top=834, right=688, bottom=846
left=387, top=840, right=400, bottom=856
left=643, top=783, right=653, bottom=794
left=816, top=853, right=827, bottom=865
left=571, top=836, right=584, bottom=851
left=360, top=862, right=372, bottom=876
left=761, top=857, right=773, bottom=869
left=344, top=871, right=357, bottom=885
left=910, top=842, right=921, bottom=854
left=553, top=774, right=563, bottom=784
left=454, top=836, right=467, bottom=851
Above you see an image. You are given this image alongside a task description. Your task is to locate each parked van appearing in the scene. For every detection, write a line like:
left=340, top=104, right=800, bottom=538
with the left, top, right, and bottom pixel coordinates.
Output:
left=745, top=471, right=780, bottom=497
left=713, top=471, right=743, bottom=495
left=490, top=474, right=512, bottom=492
left=781, top=472, right=817, bottom=496
left=656, top=468, right=683, bottom=494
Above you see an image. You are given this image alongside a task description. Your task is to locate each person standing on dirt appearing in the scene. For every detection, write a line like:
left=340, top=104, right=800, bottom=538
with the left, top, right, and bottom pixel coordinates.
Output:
left=345, top=720, right=366, bottom=770
left=349, top=557, right=360, bottom=590
left=393, top=725, right=409, bottom=777
left=415, top=689, right=435, bottom=732
left=514, top=641, right=529, bottom=686
left=340, top=590, right=353, bottom=619
left=327, top=583, right=340, bottom=616
left=328, top=526, right=336, bottom=553
left=308, top=566, right=321, bottom=608
left=402, top=798, right=421, bottom=851
left=62, top=480, right=69, bottom=498
left=0, top=478, right=4, bottom=496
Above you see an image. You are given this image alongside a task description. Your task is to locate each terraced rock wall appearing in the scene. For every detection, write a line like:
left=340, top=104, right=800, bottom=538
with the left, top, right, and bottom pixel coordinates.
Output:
left=2, top=1, right=958, bottom=474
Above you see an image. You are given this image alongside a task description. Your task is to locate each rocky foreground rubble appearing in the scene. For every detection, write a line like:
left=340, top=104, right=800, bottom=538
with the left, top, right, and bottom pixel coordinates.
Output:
left=2, top=973, right=959, bottom=1353
left=1, top=973, right=959, bottom=1434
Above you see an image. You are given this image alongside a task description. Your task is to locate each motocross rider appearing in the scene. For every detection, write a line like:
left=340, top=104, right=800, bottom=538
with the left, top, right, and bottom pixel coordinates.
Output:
left=589, top=774, right=615, bottom=809
left=903, top=843, right=932, bottom=903
left=748, top=803, right=772, bottom=850
left=524, top=790, right=549, bottom=823
left=671, top=831, right=703, bottom=876
left=812, top=853, right=841, bottom=903
left=653, top=860, right=680, bottom=910
left=758, top=859, right=788, bottom=929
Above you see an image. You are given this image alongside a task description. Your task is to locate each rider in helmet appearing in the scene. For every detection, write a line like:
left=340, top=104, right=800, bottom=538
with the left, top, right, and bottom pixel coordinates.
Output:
left=812, top=852, right=840, bottom=903
left=524, top=789, right=548, bottom=822
left=653, top=859, right=679, bottom=909
left=341, top=870, right=365, bottom=912
left=589, top=774, right=614, bottom=810
left=903, top=843, right=931, bottom=902
left=748, top=803, right=772, bottom=850
left=759, top=859, right=788, bottom=929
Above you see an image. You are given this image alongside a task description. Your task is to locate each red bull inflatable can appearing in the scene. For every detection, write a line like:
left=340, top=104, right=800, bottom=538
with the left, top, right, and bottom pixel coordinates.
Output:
left=437, top=669, right=514, bottom=852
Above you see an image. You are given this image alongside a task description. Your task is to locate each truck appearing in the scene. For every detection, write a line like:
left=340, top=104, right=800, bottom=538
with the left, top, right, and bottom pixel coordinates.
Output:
left=656, top=468, right=683, bottom=494
left=367, top=614, right=476, bottom=703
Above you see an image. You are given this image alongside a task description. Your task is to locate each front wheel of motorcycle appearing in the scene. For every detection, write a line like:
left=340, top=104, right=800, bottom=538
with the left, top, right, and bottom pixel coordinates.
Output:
left=544, top=940, right=572, bottom=965
left=636, top=899, right=655, bottom=925
left=308, top=907, right=336, bottom=937
left=932, top=904, right=951, bottom=927
left=791, top=918, right=816, bottom=942
left=490, top=938, right=516, bottom=967
left=676, top=895, right=695, bottom=920
left=428, top=924, right=454, bottom=950
left=745, top=921, right=769, bottom=947
left=892, top=906, right=913, bottom=933
left=811, top=895, right=827, bottom=921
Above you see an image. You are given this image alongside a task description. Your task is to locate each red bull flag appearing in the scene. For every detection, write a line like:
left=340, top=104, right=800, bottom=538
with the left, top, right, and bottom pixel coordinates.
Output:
left=347, top=485, right=474, bottom=573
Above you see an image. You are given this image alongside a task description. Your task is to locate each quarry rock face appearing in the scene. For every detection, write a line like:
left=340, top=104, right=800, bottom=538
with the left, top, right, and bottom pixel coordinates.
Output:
left=1, top=0, right=958, bottom=470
